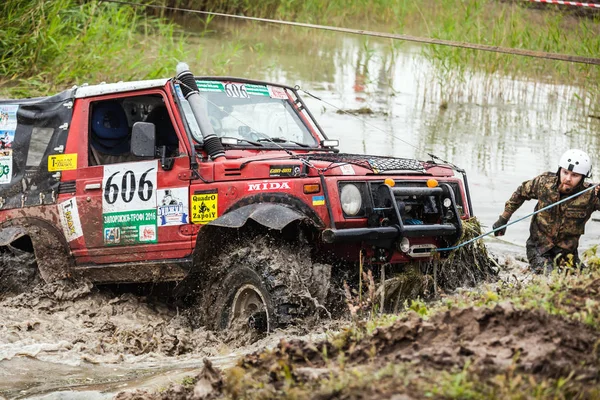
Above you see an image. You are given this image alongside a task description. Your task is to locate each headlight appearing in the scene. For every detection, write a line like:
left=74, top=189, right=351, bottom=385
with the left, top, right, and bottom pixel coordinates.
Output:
left=398, top=237, right=410, bottom=253
left=443, top=198, right=452, bottom=208
left=340, top=184, right=362, bottom=216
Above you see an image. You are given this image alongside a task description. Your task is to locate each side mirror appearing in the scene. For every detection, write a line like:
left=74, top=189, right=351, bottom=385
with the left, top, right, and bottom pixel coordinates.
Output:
left=131, top=122, right=156, bottom=157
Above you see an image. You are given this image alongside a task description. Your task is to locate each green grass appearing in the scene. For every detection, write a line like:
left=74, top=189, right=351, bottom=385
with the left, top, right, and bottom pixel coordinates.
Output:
left=0, top=0, right=190, bottom=97
left=2, top=0, right=599, bottom=110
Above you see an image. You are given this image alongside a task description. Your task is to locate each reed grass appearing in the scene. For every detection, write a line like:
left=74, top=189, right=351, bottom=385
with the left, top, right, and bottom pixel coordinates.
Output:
left=0, top=0, right=190, bottom=97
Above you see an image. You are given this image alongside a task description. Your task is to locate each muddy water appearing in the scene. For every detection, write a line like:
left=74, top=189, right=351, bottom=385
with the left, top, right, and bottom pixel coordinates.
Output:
left=3, top=16, right=600, bottom=400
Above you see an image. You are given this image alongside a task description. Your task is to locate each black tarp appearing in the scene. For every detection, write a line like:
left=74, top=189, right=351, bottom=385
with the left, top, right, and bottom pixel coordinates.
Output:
left=0, top=90, right=74, bottom=210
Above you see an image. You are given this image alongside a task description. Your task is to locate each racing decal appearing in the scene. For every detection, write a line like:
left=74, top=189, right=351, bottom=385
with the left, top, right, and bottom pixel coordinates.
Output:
left=157, top=188, right=189, bottom=226
left=269, top=165, right=301, bottom=177
left=0, top=130, right=15, bottom=151
left=58, top=197, right=83, bottom=241
left=224, top=83, right=249, bottom=98
left=196, top=81, right=226, bottom=93
left=102, top=160, right=158, bottom=245
left=0, top=153, right=12, bottom=184
left=48, top=154, right=77, bottom=172
left=312, top=195, right=325, bottom=206
left=195, top=80, right=270, bottom=97
left=339, top=164, right=355, bottom=175
left=244, top=84, right=269, bottom=97
left=191, top=190, right=218, bottom=224
left=268, top=85, right=288, bottom=99
left=0, top=105, right=18, bottom=185
left=247, top=181, right=292, bottom=192
left=0, top=105, right=18, bottom=131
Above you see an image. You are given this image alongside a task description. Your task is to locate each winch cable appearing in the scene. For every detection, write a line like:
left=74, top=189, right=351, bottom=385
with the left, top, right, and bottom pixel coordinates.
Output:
left=100, top=0, right=600, bottom=66
left=436, top=183, right=600, bottom=252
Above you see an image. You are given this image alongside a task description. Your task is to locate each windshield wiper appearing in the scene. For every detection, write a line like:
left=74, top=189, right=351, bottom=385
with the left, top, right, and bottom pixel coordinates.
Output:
left=257, top=137, right=310, bottom=148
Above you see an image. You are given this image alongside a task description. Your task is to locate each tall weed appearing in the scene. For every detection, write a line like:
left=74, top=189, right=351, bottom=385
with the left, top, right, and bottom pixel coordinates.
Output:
left=0, top=0, right=190, bottom=96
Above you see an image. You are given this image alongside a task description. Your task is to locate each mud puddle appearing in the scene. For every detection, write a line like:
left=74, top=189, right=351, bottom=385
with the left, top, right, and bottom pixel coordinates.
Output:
left=0, top=278, right=342, bottom=399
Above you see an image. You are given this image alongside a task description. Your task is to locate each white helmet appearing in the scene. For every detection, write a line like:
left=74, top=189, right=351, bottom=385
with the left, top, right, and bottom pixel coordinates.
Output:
left=558, top=149, right=592, bottom=178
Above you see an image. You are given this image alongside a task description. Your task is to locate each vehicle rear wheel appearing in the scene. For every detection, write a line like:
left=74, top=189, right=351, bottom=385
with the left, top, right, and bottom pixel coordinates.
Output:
left=0, top=245, right=41, bottom=297
left=197, top=236, right=330, bottom=331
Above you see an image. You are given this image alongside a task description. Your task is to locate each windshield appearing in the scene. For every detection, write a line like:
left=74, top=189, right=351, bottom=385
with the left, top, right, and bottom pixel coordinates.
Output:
left=191, top=81, right=318, bottom=147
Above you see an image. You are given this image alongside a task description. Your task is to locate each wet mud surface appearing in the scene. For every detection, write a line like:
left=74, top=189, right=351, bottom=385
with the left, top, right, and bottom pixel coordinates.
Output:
left=0, top=274, right=341, bottom=399
left=115, top=301, right=600, bottom=399
left=0, top=237, right=594, bottom=399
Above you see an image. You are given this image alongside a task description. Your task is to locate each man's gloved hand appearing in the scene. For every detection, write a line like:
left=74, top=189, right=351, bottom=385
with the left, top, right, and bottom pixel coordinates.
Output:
left=492, top=215, right=508, bottom=236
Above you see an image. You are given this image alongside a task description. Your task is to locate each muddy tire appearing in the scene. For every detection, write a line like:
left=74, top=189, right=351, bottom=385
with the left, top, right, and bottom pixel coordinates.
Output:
left=0, top=246, right=41, bottom=296
left=197, top=236, right=331, bottom=331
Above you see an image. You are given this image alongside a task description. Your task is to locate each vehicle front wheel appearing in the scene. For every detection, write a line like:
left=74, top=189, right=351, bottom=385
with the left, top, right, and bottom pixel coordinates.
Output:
left=217, top=267, right=273, bottom=331
left=197, top=236, right=330, bottom=331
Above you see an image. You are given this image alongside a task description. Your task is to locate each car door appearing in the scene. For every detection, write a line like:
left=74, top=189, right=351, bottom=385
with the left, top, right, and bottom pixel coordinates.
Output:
left=73, top=90, right=193, bottom=265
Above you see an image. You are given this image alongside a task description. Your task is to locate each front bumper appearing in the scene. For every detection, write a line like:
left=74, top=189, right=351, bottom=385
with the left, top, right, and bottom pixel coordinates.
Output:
left=322, top=182, right=463, bottom=254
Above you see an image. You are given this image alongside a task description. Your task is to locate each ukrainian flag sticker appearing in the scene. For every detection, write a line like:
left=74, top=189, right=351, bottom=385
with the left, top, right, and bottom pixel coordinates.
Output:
left=312, top=195, right=325, bottom=206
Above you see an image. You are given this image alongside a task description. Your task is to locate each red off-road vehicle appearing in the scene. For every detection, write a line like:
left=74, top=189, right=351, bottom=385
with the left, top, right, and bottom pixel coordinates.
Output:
left=0, top=63, right=472, bottom=330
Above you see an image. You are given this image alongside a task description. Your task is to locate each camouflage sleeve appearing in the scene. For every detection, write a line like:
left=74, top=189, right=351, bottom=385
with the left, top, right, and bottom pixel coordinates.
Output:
left=502, top=175, right=541, bottom=219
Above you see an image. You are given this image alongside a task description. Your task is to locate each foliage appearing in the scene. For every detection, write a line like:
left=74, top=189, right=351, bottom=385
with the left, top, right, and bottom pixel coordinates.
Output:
left=0, top=0, right=190, bottom=96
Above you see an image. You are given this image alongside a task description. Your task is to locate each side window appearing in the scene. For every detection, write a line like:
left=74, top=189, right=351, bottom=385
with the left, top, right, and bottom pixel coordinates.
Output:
left=88, top=95, right=179, bottom=166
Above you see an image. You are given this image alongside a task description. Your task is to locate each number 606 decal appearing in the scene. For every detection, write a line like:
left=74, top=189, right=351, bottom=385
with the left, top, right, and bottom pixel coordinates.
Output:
left=101, top=161, right=158, bottom=212
left=224, top=83, right=249, bottom=98
left=104, top=168, right=155, bottom=204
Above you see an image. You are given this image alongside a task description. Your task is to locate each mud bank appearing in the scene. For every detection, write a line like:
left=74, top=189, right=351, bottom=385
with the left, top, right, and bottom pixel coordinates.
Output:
left=116, top=292, right=600, bottom=398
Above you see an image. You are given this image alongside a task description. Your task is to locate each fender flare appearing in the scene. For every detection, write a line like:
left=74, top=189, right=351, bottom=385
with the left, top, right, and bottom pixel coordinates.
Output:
left=0, top=226, right=27, bottom=246
left=180, top=202, right=319, bottom=298
left=207, top=203, right=313, bottom=231
left=0, top=218, right=73, bottom=283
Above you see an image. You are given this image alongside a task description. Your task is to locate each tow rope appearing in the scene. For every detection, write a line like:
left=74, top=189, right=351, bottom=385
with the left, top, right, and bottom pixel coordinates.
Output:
left=437, top=183, right=599, bottom=252
left=100, top=0, right=600, bottom=66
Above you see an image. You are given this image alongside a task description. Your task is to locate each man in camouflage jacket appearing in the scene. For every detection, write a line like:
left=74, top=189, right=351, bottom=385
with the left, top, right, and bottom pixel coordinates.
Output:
left=493, top=149, right=600, bottom=273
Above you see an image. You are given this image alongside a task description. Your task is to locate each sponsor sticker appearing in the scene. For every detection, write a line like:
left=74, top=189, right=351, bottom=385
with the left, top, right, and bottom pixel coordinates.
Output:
left=268, top=85, right=288, bottom=99
left=102, top=160, right=158, bottom=245
left=245, top=84, right=270, bottom=97
left=269, top=165, right=301, bottom=177
left=48, top=154, right=77, bottom=172
left=0, top=154, right=12, bottom=184
left=103, top=209, right=157, bottom=245
left=157, top=187, right=189, bottom=226
left=196, top=80, right=225, bottom=92
left=58, top=198, right=83, bottom=241
left=340, top=164, right=355, bottom=175
left=247, top=181, right=292, bottom=192
left=191, top=191, right=218, bottom=224
left=312, top=195, right=325, bottom=206
left=0, top=105, right=18, bottom=131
